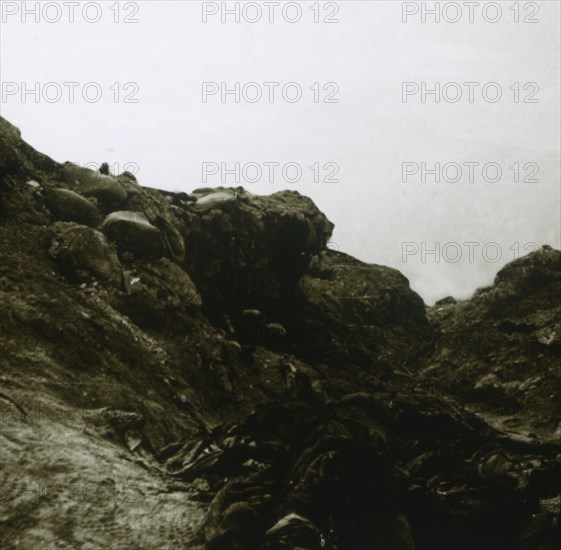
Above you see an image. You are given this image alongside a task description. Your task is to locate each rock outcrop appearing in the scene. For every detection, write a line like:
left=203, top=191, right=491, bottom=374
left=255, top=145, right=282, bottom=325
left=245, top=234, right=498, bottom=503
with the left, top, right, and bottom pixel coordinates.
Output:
left=181, top=187, right=335, bottom=314
left=1, top=116, right=559, bottom=550
left=423, top=245, right=561, bottom=439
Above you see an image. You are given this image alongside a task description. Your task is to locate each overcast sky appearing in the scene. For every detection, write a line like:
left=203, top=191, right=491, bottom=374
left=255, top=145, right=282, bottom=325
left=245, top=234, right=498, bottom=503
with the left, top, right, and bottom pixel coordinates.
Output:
left=1, top=0, right=559, bottom=304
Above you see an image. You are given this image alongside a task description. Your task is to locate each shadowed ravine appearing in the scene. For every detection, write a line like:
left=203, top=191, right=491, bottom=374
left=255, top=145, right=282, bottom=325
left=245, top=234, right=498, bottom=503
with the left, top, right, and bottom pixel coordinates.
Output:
left=1, top=116, right=560, bottom=549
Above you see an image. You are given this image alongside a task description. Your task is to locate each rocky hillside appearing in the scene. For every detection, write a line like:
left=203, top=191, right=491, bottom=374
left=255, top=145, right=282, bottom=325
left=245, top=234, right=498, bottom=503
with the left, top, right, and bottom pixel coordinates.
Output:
left=423, top=248, right=561, bottom=437
left=0, top=116, right=559, bottom=549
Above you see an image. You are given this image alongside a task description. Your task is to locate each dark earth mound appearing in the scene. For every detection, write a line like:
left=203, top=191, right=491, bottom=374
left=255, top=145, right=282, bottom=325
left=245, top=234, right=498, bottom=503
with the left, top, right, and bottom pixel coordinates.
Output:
left=1, top=116, right=559, bottom=549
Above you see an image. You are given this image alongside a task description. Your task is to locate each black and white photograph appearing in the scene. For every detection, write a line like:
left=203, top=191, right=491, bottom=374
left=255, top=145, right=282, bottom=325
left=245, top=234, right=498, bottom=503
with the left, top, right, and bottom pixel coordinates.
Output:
left=0, top=1, right=560, bottom=548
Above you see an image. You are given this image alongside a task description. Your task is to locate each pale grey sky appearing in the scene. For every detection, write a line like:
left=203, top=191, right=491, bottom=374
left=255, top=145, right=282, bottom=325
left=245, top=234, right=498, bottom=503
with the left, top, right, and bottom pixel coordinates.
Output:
left=1, top=0, right=559, bottom=303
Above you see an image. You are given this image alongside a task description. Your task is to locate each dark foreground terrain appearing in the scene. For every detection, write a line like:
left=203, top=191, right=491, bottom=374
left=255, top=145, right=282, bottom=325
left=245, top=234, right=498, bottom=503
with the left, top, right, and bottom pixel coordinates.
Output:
left=1, top=116, right=560, bottom=549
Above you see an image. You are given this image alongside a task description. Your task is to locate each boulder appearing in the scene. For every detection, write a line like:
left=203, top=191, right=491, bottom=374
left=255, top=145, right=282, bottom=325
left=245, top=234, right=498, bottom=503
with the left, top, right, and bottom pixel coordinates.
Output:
left=113, top=258, right=202, bottom=329
left=114, top=186, right=187, bottom=263
left=183, top=188, right=334, bottom=309
left=61, top=162, right=127, bottom=204
left=102, top=211, right=164, bottom=259
left=48, top=223, right=121, bottom=281
left=192, top=190, right=237, bottom=212
left=129, top=258, right=201, bottom=310
left=45, top=188, right=99, bottom=225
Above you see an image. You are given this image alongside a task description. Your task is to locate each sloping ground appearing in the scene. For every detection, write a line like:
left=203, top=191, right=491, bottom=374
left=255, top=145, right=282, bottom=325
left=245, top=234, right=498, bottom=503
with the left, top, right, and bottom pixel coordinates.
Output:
left=423, top=247, right=561, bottom=439
left=0, top=397, right=206, bottom=549
left=1, top=116, right=560, bottom=549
